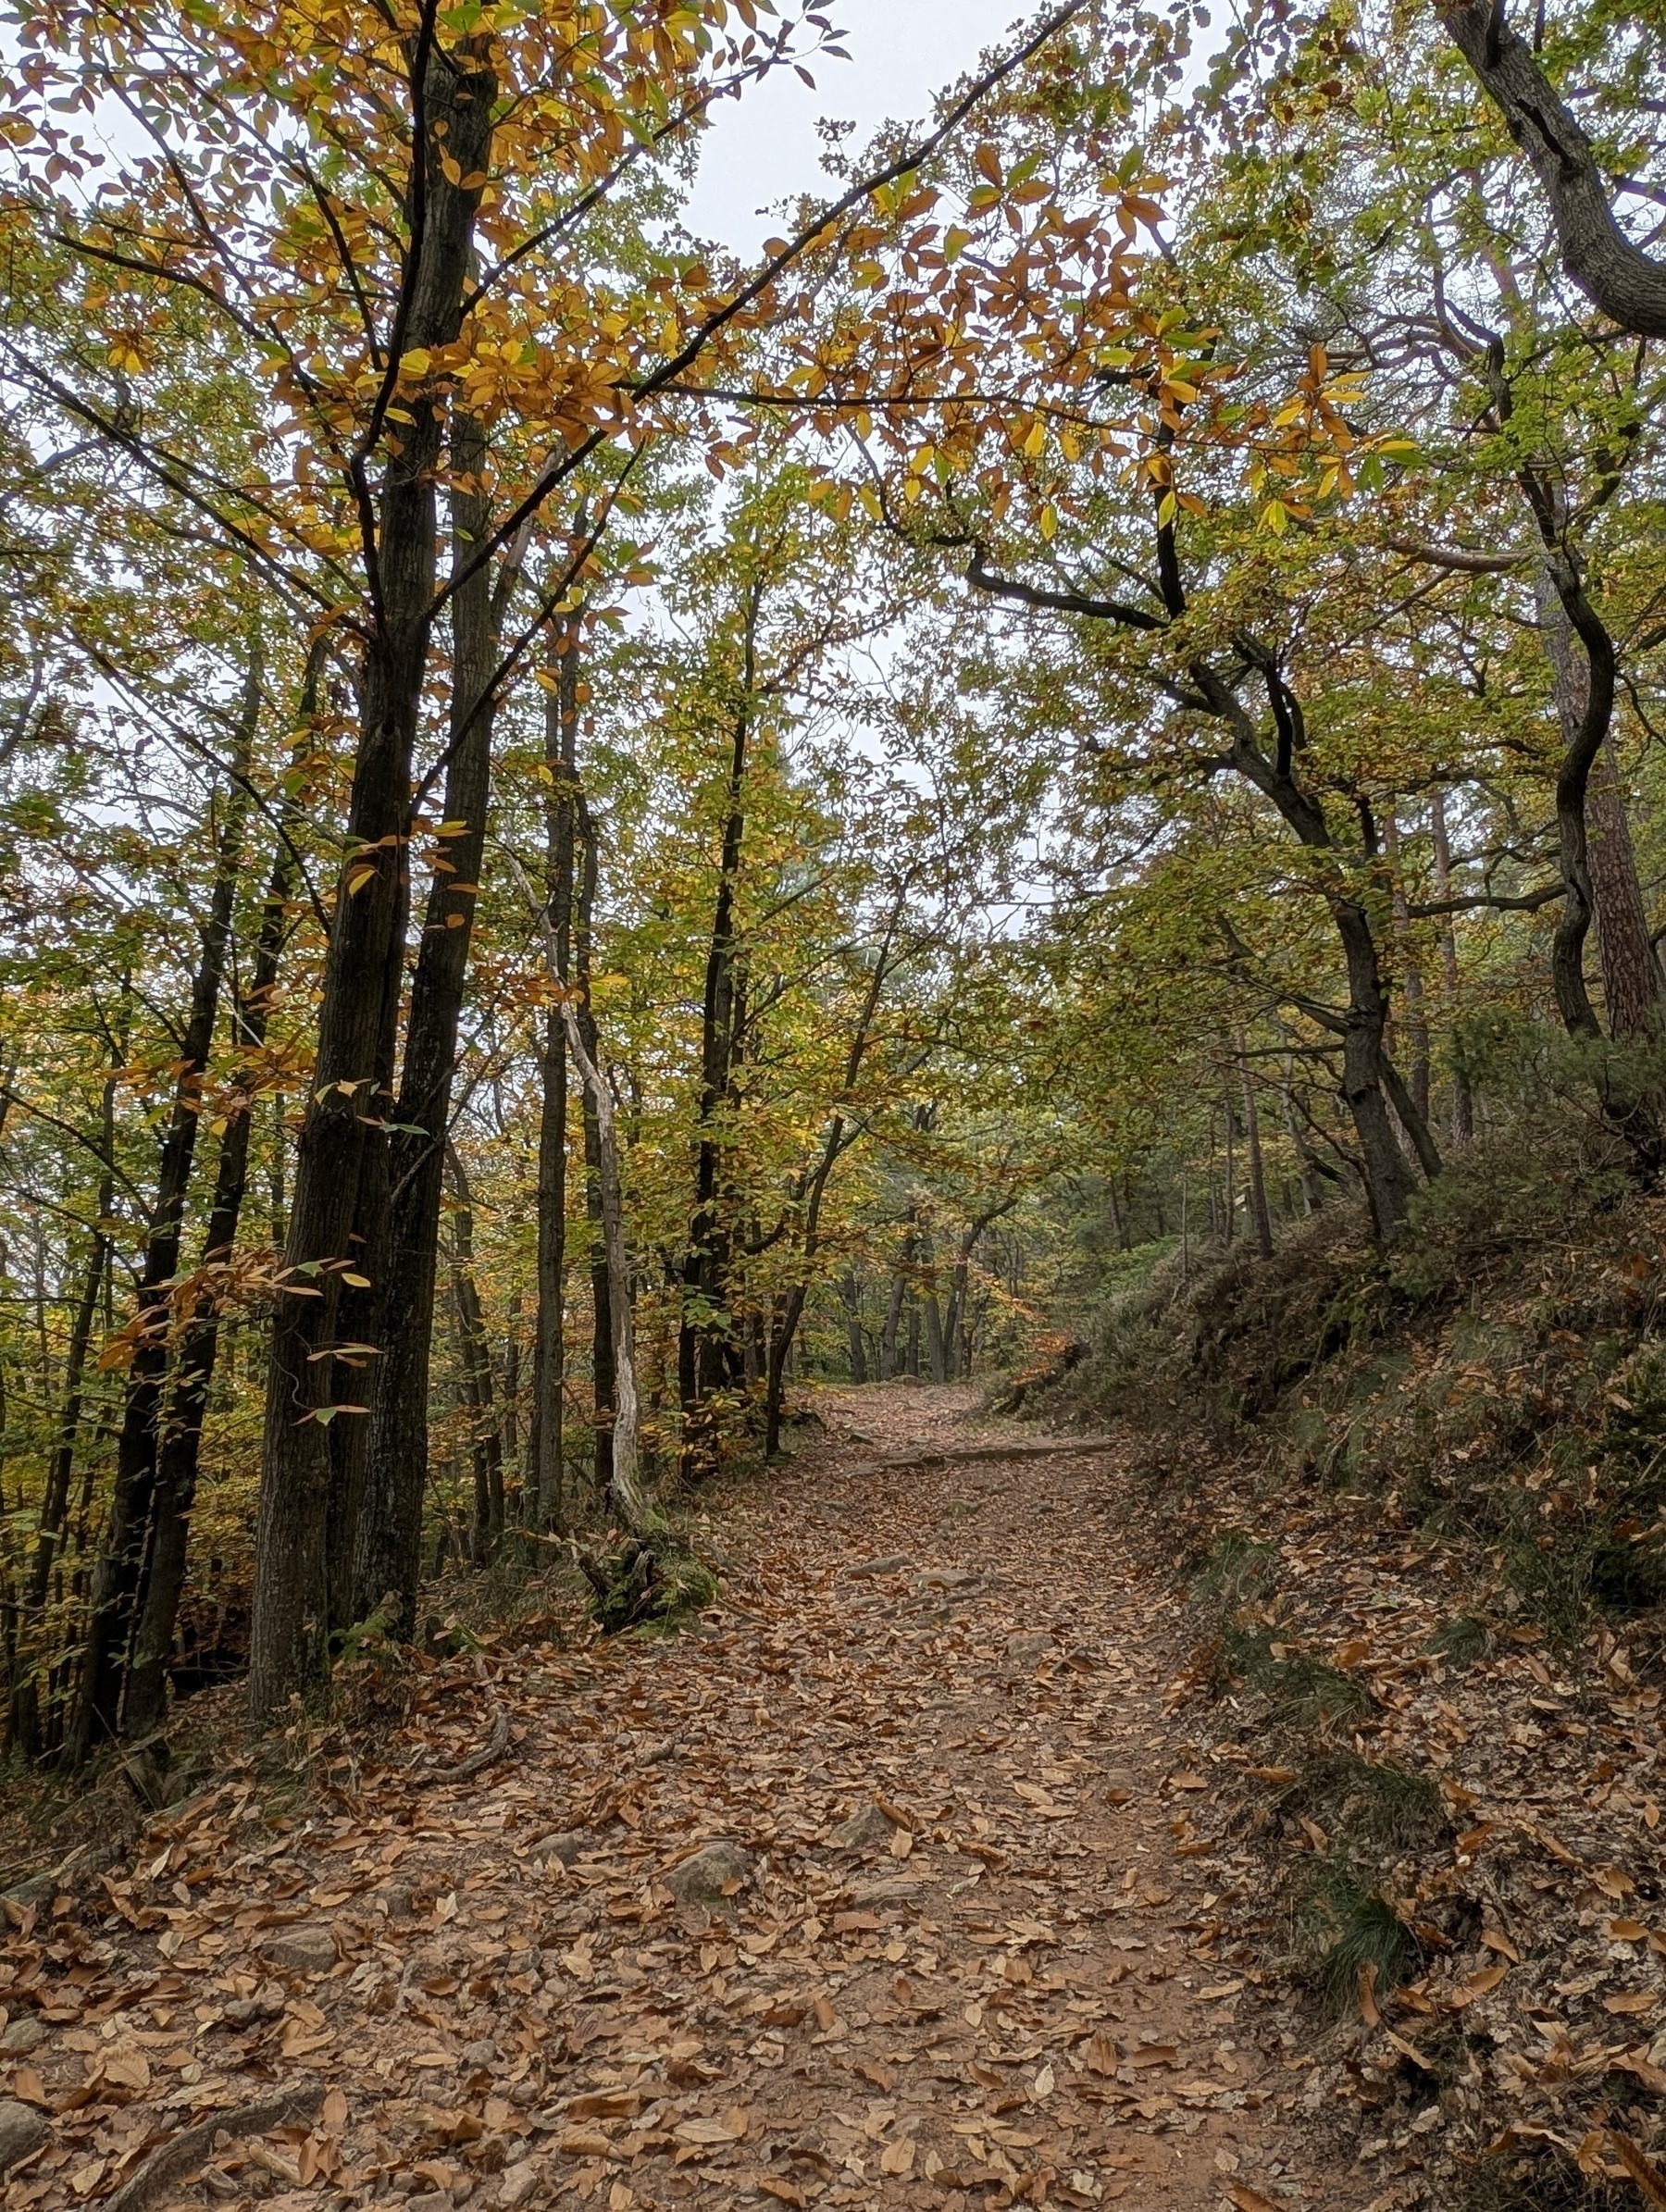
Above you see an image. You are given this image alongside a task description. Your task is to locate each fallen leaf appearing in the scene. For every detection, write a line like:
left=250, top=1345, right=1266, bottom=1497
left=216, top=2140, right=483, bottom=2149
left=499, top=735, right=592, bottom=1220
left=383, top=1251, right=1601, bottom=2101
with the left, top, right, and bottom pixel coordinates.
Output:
left=880, top=2139, right=916, bottom=2176
left=323, top=2085, right=349, bottom=2131
left=1123, top=2044, right=1176, bottom=2070
left=13, top=2067, right=49, bottom=2106
left=1480, top=1927, right=1521, bottom=1962
left=555, top=2129, right=615, bottom=2157
left=855, top=2061, right=893, bottom=2092
left=1604, top=1990, right=1660, bottom=2016
left=1225, top=2186, right=1281, bottom=2212
left=758, top=2181, right=806, bottom=2208
left=1084, top=2032, right=1120, bottom=2077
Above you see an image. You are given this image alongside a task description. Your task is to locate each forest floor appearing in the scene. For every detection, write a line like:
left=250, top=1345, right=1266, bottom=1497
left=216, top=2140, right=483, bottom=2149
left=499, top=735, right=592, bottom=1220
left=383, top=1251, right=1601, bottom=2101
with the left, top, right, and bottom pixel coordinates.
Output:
left=7, top=1381, right=1635, bottom=2212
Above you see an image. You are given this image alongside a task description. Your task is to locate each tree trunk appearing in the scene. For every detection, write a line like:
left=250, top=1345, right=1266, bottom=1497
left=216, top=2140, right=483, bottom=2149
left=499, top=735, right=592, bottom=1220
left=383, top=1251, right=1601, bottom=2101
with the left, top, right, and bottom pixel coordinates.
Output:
left=1587, top=736, right=1662, bottom=1042
left=448, top=1147, right=504, bottom=1564
left=123, top=776, right=303, bottom=1742
left=1429, top=790, right=1474, bottom=1143
left=560, top=1000, right=648, bottom=1534
left=528, top=609, right=579, bottom=1531
left=679, top=582, right=762, bottom=1479
left=69, top=653, right=259, bottom=1761
left=249, top=43, right=496, bottom=1718
left=1441, top=0, right=1666, bottom=341
left=355, top=408, right=516, bottom=1636
left=880, top=1231, right=913, bottom=1381
left=1383, top=809, right=1432, bottom=1125
left=840, top=1271, right=867, bottom=1384
left=575, top=811, right=615, bottom=1493
left=1237, top=1041, right=1274, bottom=1260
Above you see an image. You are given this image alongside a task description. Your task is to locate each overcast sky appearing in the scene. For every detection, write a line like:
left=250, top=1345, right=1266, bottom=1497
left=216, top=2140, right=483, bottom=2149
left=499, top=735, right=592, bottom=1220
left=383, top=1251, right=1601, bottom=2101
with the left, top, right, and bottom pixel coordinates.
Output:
left=684, top=0, right=1032, bottom=255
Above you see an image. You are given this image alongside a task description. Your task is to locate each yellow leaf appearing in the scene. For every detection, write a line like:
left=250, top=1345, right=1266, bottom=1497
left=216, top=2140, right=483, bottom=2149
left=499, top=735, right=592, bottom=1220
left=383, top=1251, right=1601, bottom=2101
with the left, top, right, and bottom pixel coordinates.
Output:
left=345, top=864, right=377, bottom=894
left=342, top=1272, right=371, bottom=1289
left=1039, top=503, right=1057, bottom=541
left=399, top=349, right=431, bottom=377
left=440, top=153, right=462, bottom=186
left=1022, top=419, right=1046, bottom=458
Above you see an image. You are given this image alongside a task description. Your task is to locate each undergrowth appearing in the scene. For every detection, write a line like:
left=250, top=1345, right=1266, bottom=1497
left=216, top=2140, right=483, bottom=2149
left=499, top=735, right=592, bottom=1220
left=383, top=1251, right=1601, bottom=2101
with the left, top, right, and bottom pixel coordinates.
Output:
left=1046, top=1113, right=1666, bottom=1648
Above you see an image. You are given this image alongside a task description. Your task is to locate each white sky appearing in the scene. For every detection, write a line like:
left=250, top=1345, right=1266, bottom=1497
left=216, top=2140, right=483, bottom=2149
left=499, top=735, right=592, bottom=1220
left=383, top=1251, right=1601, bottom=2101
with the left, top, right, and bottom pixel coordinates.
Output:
left=685, top=0, right=1033, bottom=255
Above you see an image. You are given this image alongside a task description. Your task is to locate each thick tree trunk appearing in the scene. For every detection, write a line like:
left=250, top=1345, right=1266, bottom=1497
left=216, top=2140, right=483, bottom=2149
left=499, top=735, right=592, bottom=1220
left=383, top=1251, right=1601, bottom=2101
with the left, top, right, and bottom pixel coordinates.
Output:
left=1587, top=737, right=1661, bottom=1042
left=123, top=789, right=302, bottom=1741
left=249, top=44, right=496, bottom=1718
left=69, top=658, right=259, bottom=1761
left=355, top=411, right=514, bottom=1634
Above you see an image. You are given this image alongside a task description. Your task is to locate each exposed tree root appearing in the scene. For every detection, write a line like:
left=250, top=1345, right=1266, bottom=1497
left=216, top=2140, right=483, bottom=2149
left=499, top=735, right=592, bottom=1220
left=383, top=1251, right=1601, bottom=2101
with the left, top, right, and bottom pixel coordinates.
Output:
left=103, top=2083, right=325, bottom=2212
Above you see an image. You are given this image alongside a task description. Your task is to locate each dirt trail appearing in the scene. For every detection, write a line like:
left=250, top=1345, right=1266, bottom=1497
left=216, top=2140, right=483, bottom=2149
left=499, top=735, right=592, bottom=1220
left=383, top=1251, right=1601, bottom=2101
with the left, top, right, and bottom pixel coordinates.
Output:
left=1, top=1387, right=1360, bottom=2212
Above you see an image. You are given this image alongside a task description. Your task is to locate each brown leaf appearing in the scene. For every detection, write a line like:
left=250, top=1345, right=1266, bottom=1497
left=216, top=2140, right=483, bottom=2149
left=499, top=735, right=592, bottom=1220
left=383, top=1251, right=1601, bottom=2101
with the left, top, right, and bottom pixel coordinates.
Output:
left=1603, top=1990, right=1660, bottom=2016
left=1480, top=1927, right=1521, bottom=1962
left=13, top=2067, right=50, bottom=2106
left=855, top=2061, right=893, bottom=2092
left=880, top=2139, right=916, bottom=2177
left=758, top=2181, right=806, bottom=2207
left=323, top=2085, right=349, bottom=2131
left=1225, top=2187, right=1280, bottom=2212
left=1084, top=2032, right=1120, bottom=2077
left=831, top=1910, right=881, bottom=1933
left=1124, top=2044, right=1176, bottom=2070
left=555, top=2128, right=615, bottom=2157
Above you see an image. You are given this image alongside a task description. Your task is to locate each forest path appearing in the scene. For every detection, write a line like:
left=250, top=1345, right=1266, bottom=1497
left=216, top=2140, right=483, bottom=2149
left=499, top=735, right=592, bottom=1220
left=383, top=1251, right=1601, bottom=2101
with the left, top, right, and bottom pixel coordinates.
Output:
left=3, top=1386, right=1361, bottom=2212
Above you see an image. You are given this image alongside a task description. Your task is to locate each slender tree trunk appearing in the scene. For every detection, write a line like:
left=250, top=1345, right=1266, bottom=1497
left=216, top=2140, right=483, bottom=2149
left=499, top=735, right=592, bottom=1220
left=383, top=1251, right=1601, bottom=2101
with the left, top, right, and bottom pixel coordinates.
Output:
left=1430, top=790, right=1474, bottom=1142
left=70, top=656, right=259, bottom=1761
left=1222, top=1086, right=1236, bottom=1249
left=680, top=583, right=762, bottom=1477
left=575, top=811, right=615, bottom=1492
left=528, top=610, right=579, bottom=1530
left=1237, top=1039, right=1274, bottom=1260
left=880, top=1228, right=913, bottom=1382
left=560, top=1001, right=647, bottom=1533
left=840, top=1270, right=867, bottom=1384
left=1383, top=809, right=1432, bottom=1125
left=355, top=409, right=518, bottom=1634
left=448, top=1147, right=504, bottom=1563
left=123, top=779, right=303, bottom=1741
left=249, top=43, right=495, bottom=1718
